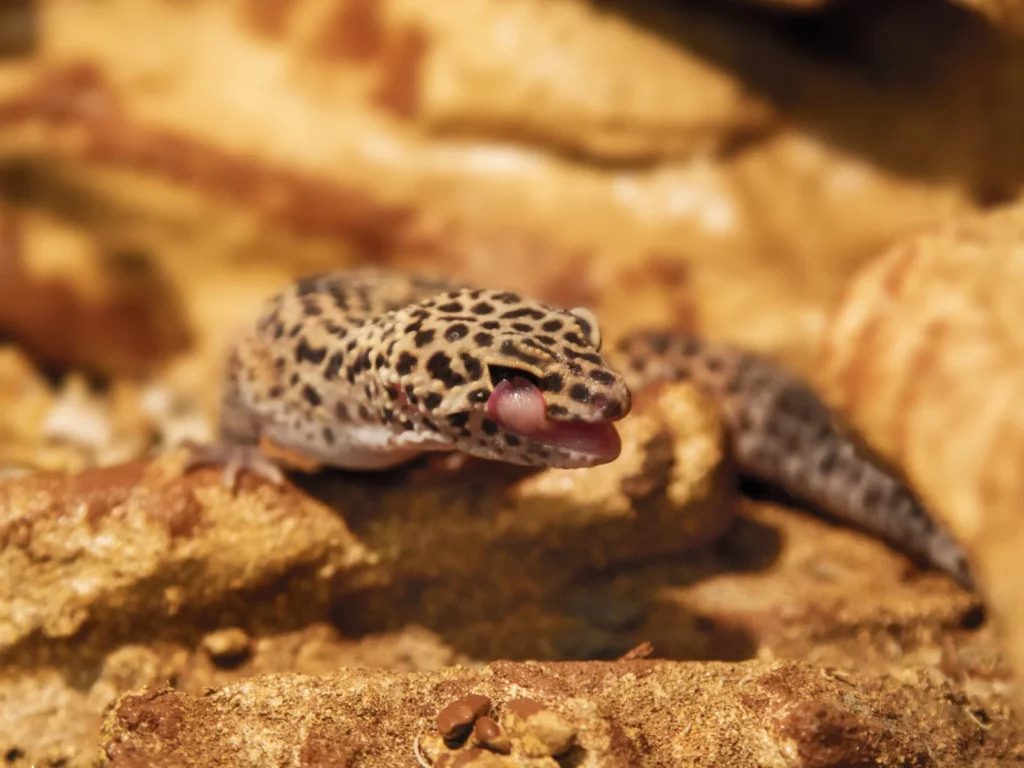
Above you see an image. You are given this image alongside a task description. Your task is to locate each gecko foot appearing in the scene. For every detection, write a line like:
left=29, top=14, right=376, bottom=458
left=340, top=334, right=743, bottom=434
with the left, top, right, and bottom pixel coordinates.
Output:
left=180, top=441, right=285, bottom=492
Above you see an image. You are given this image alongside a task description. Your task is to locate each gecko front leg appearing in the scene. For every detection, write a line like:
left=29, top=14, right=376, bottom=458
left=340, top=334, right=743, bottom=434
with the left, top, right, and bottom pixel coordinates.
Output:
left=182, top=342, right=288, bottom=491
left=182, top=440, right=286, bottom=491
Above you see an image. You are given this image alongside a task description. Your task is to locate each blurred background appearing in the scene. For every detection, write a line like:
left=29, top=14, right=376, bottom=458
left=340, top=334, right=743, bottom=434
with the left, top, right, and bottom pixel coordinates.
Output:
left=0, top=0, right=1021, bottom=473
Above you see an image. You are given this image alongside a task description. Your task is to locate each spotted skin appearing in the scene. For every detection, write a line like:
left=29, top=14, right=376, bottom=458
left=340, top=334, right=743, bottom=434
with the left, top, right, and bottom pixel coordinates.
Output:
left=613, top=331, right=973, bottom=589
left=195, top=270, right=631, bottom=479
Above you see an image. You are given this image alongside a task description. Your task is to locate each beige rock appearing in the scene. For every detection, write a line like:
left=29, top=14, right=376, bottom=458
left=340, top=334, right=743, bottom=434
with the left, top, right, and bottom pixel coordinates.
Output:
left=99, top=659, right=1022, bottom=767
left=0, top=382, right=733, bottom=766
left=950, top=0, right=1024, bottom=37
left=0, top=201, right=190, bottom=376
left=0, top=0, right=984, bottom=370
left=502, top=698, right=576, bottom=758
left=819, top=200, right=1024, bottom=708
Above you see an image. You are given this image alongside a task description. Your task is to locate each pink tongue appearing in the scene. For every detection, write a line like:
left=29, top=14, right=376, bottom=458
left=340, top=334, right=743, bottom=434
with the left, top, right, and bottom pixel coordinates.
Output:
left=486, top=378, right=621, bottom=460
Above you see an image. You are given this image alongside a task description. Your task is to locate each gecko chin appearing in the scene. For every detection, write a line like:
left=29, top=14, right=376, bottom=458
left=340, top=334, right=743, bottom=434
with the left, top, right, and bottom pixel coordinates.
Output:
left=486, top=377, right=622, bottom=465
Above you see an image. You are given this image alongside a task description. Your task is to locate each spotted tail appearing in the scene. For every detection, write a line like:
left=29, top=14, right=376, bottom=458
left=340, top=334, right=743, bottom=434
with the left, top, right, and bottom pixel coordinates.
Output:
left=613, top=331, right=973, bottom=589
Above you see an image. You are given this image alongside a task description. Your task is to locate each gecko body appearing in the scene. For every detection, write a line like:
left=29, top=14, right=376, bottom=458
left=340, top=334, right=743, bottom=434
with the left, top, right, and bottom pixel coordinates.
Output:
left=186, top=269, right=972, bottom=589
left=186, top=270, right=631, bottom=485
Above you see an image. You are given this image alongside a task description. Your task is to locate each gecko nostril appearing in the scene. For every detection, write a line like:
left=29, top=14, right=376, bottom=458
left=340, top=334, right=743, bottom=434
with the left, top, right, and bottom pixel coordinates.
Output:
left=591, top=395, right=609, bottom=413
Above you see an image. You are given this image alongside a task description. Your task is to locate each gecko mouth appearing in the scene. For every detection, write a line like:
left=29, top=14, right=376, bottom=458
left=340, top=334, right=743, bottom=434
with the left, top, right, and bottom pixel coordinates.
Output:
left=486, top=377, right=621, bottom=460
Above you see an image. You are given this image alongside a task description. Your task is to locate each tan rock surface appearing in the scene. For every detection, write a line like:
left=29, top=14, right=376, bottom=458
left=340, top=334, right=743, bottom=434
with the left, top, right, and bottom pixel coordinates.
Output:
left=0, top=0, right=983, bottom=370
left=37, top=0, right=774, bottom=162
left=950, top=0, right=1024, bottom=37
left=99, top=659, right=1021, bottom=767
left=0, top=382, right=736, bottom=766
left=0, top=345, right=159, bottom=474
left=0, top=200, right=190, bottom=376
left=819, top=200, right=1024, bottom=710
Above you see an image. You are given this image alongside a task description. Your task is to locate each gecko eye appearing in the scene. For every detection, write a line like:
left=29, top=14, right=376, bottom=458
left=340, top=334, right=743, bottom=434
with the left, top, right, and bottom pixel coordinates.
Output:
left=487, top=364, right=542, bottom=389
left=569, top=307, right=602, bottom=352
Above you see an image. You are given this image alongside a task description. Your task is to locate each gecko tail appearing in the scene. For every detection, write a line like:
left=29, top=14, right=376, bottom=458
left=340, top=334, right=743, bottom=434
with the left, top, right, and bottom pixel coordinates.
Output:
left=613, top=330, right=975, bottom=590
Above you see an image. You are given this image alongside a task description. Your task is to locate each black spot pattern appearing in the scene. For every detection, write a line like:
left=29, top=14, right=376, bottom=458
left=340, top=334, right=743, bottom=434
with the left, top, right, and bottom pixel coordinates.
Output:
left=590, top=370, right=615, bottom=385
left=302, top=384, right=322, bottom=407
left=438, top=302, right=464, bottom=313
left=499, top=340, right=540, bottom=367
left=541, top=373, right=563, bottom=393
left=472, top=302, right=494, bottom=314
left=565, top=348, right=602, bottom=364
left=295, top=274, right=325, bottom=296
left=482, top=419, right=499, bottom=435
left=474, top=332, right=493, bottom=347
left=395, top=352, right=418, bottom=376
left=501, top=307, right=545, bottom=320
left=819, top=447, right=839, bottom=475
left=427, top=351, right=465, bottom=388
left=446, top=323, right=469, bottom=341
left=461, top=353, right=483, bottom=381
left=414, top=329, right=435, bottom=347
left=569, top=384, right=590, bottom=403
left=423, top=392, right=443, bottom=409
left=327, top=282, right=348, bottom=310
left=324, top=352, right=344, bottom=380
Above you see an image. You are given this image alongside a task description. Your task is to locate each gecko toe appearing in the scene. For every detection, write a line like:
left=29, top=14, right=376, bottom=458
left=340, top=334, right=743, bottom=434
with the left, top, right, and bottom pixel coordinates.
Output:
left=181, top=442, right=285, bottom=490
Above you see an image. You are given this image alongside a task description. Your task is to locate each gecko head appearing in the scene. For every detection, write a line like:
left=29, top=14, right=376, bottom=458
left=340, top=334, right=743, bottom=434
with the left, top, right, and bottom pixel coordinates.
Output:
left=385, top=288, right=631, bottom=468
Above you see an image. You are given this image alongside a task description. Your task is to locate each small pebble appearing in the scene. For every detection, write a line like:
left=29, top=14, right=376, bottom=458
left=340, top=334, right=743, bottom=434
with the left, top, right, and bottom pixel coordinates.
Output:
left=201, top=627, right=251, bottom=666
left=618, top=640, right=655, bottom=660
left=503, top=698, right=576, bottom=758
left=471, top=716, right=511, bottom=754
left=416, top=733, right=447, bottom=763
left=437, top=693, right=492, bottom=741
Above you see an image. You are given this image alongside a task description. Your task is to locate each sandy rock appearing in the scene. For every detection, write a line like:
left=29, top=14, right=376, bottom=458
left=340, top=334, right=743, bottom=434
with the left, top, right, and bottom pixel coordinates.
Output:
left=502, top=698, right=576, bottom=758
left=950, top=0, right=1024, bottom=37
left=819, top=200, right=1024, bottom=709
left=0, top=345, right=57, bottom=471
left=0, top=345, right=157, bottom=473
left=0, top=625, right=468, bottom=768
left=0, top=0, right=984, bottom=369
left=99, top=659, right=1021, bottom=767
left=0, top=382, right=733, bottom=766
left=38, top=0, right=774, bottom=163
left=0, top=201, right=189, bottom=376
left=0, top=457, right=378, bottom=652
